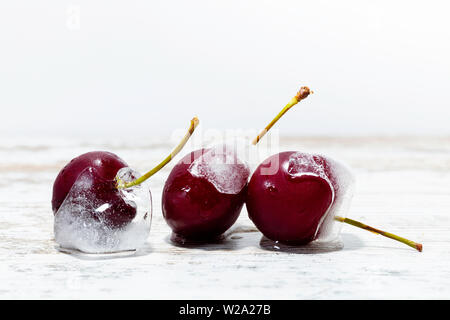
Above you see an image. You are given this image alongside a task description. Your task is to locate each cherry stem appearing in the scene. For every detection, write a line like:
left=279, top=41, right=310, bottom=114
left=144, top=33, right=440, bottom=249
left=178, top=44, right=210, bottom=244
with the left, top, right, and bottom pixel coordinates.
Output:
left=252, top=86, right=312, bottom=145
left=335, top=216, right=423, bottom=252
left=117, top=117, right=200, bottom=189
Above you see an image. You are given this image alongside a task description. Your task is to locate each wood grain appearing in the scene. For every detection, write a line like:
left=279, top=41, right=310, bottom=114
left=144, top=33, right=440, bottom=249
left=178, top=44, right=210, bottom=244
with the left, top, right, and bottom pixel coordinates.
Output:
left=1, top=136, right=449, bottom=299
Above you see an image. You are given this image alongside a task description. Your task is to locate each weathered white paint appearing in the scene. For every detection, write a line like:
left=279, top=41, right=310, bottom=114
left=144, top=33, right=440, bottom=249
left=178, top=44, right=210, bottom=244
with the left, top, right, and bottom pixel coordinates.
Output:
left=0, top=137, right=449, bottom=299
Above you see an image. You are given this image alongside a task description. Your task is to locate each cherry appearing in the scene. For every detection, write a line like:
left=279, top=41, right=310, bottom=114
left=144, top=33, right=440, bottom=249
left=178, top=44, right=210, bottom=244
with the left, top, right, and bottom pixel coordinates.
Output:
left=248, top=86, right=423, bottom=251
left=52, top=117, right=199, bottom=230
left=59, top=166, right=138, bottom=228
left=52, top=151, right=128, bottom=214
left=247, top=151, right=423, bottom=251
left=162, top=147, right=249, bottom=241
left=246, top=152, right=335, bottom=244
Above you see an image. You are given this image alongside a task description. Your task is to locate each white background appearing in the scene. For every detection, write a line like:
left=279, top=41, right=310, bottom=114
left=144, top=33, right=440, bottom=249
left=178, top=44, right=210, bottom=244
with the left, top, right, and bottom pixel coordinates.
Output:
left=1, top=1, right=449, bottom=138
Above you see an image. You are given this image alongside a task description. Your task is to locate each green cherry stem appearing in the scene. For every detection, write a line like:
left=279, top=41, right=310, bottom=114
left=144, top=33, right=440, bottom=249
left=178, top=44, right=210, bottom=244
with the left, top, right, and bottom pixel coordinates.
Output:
left=117, top=117, right=200, bottom=189
left=252, top=86, right=312, bottom=145
left=335, top=216, right=423, bottom=252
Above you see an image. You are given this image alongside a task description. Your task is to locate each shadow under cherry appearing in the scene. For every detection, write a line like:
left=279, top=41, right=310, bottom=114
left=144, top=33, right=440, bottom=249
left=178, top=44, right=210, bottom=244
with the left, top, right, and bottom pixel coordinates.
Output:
left=258, top=232, right=364, bottom=254
left=166, top=225, right=260, bottom=251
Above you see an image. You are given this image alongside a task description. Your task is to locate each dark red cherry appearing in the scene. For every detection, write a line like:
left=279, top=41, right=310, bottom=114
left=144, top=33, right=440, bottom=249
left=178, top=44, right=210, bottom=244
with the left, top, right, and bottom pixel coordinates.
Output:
left=53, top=118, right=200, bottom=240
left=246, top=151, right=335, bottom=244
left=52, top=151, right=136, bottom=229
left=245, top=87, right=422, bottom=251
left=162, top=148, right=249, bottom=241
left=60, top=167, right=137, bottom=228
left=52, top=151, right=128, bottom=214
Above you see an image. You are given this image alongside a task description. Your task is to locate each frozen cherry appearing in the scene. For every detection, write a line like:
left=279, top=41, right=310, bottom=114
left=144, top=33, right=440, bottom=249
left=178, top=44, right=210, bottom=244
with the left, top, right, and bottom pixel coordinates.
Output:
left=52, top=117, right=199, bottom=230
left=52, top=151, right=128, bottom=214
left=246, top=152, right=336, bottom=244
left=64, top=166, right=138, bottom=228
left=247, top=152, right=423, bottom=251
left=162, top=146, right=250, bottom=241
left=248, top=86, right=422, bottom=251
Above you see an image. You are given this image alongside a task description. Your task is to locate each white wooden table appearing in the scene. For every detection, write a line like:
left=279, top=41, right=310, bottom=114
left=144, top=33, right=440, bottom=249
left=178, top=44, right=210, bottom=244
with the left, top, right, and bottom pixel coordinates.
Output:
left=1, top=136, right=449, bottom=299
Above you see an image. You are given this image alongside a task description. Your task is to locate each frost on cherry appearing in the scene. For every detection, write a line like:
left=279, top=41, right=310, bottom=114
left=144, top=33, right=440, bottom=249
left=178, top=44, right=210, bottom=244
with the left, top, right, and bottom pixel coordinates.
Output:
left=54, top=167, right=152, bottom=253
left=286, top=152, right=355, bottom=242
left=188, top=144, right=251, bottom=195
